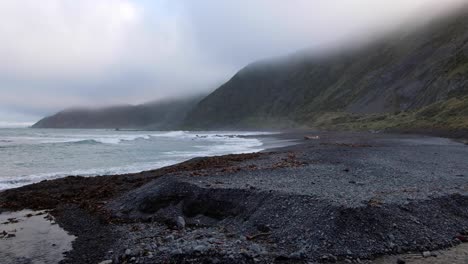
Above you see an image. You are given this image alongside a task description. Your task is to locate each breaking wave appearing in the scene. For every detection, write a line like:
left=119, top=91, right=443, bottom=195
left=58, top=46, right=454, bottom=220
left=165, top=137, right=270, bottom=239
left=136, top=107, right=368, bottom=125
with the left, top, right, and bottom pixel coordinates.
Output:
left=0, top=129, right=284, bottom=190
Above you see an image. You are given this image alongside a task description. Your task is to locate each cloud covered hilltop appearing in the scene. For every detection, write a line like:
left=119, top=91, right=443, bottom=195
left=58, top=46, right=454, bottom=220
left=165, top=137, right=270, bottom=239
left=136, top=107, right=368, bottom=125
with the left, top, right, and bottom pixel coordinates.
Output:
left=32, top=96, right=203, bottom=129
left=184, top=7, right=468, bottom=131
left=3, top=0, right=468, bottom=124
left=35, top=6, right=468, bottom=133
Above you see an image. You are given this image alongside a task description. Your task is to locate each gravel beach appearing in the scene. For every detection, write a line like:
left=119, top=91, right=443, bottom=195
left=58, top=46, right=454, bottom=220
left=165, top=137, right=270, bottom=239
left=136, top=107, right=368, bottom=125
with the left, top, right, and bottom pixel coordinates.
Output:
left=1, top=131, right=468, bottom=263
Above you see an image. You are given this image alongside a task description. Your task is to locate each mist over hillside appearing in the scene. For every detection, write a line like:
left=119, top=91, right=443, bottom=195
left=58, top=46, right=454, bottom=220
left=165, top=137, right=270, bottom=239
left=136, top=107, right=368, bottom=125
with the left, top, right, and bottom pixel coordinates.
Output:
left=32, top=96, right=203, bottom=129
left=34, top=7, right=468, bottom=131
left=184, top=8, right=468, bottom=130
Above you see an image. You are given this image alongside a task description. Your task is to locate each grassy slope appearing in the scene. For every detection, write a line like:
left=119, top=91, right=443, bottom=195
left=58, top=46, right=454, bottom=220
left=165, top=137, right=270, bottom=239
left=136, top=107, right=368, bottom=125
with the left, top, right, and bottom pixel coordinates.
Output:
left=308, top=96, right=468, bottom=131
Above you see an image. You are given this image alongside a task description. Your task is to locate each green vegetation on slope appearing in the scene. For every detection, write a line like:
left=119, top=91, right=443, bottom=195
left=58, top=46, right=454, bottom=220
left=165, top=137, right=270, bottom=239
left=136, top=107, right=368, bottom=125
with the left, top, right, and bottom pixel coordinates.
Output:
left=307, top=96, right=468, bottom=131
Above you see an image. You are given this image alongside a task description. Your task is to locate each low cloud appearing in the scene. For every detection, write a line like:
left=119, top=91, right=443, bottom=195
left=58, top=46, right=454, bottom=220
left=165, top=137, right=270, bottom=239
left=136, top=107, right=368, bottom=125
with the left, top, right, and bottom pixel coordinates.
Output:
left=0, top=0, right=466, bottom=122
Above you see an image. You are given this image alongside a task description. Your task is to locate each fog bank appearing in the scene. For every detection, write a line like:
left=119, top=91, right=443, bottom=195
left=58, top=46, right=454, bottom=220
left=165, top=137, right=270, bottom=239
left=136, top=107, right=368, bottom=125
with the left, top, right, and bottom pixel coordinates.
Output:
left=0, top=0, right=466, bottom=122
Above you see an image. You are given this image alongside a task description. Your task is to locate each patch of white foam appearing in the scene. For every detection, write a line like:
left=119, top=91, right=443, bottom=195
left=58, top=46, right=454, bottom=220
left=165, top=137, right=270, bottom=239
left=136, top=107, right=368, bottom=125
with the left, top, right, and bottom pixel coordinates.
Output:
left=162, top=134, right=265, bottom=158
left=0, top=160, right=176, bottom=190
left=41, top=134, right=153, bottom=144
left=150, top=131, right=278, bottom=140
left=0, top=130, right=279, bottom=190
left=3, top=134, right=154, bottom=145
left=2, top=130, right=278, bottom=146
left=71, top=131, right=271, bottom=145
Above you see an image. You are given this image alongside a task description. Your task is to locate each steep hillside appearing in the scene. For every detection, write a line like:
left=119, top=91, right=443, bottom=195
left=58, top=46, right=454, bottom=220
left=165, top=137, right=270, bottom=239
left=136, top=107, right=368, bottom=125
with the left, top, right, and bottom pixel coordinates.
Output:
left=32, top=96, right=203, bottom=129
left=185, top=10, right=468, bottom=129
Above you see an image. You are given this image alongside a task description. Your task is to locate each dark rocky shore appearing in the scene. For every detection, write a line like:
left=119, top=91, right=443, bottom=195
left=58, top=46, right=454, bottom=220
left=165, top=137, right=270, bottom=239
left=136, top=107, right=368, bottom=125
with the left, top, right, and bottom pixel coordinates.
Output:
left=1, top=132, right=468, bottom=263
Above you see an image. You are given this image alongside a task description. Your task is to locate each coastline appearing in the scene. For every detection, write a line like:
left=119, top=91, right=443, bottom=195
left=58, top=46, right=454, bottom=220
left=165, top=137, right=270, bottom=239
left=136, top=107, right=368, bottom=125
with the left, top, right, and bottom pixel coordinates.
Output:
left=1, top=131, right=468, bottom=263
left=0, top=130, right=287, bottom=191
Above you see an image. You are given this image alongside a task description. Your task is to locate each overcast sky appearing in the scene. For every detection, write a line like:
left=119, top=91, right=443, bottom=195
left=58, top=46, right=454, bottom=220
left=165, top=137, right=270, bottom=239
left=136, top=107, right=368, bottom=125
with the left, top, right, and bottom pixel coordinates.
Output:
left=0, top=0, right=466, bottom=125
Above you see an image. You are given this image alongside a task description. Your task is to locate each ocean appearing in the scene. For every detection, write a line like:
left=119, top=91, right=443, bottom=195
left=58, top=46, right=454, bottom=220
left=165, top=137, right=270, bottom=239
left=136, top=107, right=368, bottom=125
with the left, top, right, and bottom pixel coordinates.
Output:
left=0, top=128, right=284, bottom=190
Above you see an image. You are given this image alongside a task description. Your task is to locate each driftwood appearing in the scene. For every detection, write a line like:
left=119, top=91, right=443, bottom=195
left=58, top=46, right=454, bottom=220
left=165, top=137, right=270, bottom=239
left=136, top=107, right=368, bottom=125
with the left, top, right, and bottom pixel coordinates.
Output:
left=304, top=135, right=320, bottom=140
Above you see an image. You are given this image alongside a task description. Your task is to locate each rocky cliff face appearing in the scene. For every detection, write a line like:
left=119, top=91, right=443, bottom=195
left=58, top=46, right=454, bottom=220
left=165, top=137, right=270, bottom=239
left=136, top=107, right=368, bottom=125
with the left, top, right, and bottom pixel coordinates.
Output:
left=184, top=10, right=468, bottom=129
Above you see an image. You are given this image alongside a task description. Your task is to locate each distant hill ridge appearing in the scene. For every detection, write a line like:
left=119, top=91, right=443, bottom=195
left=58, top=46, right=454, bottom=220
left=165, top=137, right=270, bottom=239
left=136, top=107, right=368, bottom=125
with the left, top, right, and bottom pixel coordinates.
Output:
left=32, top=96, right=203, bottom=129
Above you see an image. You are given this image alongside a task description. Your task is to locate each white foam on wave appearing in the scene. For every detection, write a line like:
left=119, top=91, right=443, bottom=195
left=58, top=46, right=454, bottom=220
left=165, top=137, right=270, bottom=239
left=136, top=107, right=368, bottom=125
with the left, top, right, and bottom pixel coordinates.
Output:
left=4, top=134, right=154, bottom=145
left=3, top=130, right=278, bottom=146
left=44, top=134, right=153, bottom=145
left=48, top=131, right=277, bottom=145
left=196, top=137, right=264, bottom=154
left=0, top=130, right=279, bottom=190
left=161, top=132, right=266, bottom=158
left=150, top=131, right=278, bottom=140
left=0, top=160, right=177, bottom=190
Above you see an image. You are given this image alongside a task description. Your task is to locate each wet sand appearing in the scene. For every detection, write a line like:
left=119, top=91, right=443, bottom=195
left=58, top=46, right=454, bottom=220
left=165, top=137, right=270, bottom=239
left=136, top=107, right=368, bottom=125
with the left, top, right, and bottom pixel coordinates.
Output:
left=0, top=209, right=75, bottom=264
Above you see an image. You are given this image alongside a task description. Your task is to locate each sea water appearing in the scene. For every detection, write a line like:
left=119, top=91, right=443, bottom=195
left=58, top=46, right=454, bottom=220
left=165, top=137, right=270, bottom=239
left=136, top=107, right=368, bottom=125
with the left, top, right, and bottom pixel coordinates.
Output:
left=0, top=128, right=282, bottom=190
left=0, top=209, right=75, bottom=264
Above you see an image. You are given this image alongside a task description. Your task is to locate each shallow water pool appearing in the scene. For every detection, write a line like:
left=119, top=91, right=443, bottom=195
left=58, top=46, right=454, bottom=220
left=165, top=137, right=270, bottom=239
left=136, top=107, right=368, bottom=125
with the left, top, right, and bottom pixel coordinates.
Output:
left=0, top=209, right=75, bottom=264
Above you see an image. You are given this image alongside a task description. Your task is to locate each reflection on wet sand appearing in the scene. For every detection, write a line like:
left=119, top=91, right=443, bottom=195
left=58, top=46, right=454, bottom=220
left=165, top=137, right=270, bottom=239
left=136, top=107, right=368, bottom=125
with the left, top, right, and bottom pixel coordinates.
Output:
left=0, top=209, right=75, bottom=264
